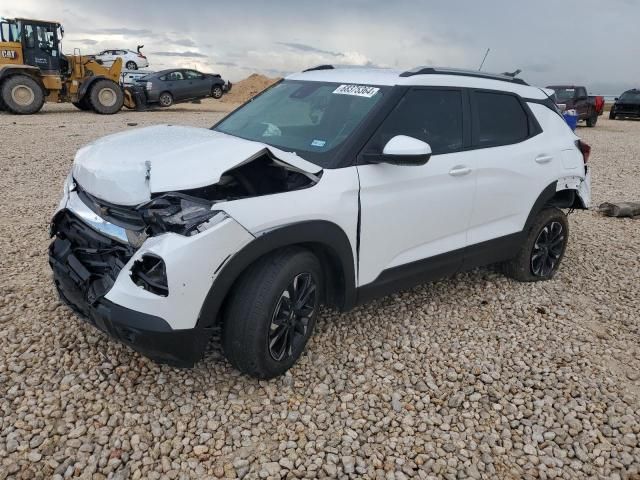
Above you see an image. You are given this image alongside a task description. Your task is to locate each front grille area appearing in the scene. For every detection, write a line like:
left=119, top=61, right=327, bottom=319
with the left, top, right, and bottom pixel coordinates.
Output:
left=77, top=186, right=147, bottom=231
left=49, top=210, right=135, bottom=311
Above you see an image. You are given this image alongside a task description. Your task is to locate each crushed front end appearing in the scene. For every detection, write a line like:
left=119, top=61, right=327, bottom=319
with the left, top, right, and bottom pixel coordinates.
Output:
left=48, top=180, right=252, bottom=367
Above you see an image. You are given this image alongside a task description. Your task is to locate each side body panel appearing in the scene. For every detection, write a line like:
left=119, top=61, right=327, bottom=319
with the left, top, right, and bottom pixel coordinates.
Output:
left=356, top=152, right=477, bottom=286
left=0, top=42, right=23, bottom=65
left=217, top=168, right=360, bottom=276
left=466, top=101, right=580, bottom=246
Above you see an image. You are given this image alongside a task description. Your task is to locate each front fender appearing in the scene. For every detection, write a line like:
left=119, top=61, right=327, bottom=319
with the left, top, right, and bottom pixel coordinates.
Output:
left=196, top=220, right=357, bottom=328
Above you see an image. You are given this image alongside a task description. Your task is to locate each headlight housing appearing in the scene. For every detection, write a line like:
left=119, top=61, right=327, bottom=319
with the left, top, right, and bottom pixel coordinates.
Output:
left=140, top=193, right=227, bottom=236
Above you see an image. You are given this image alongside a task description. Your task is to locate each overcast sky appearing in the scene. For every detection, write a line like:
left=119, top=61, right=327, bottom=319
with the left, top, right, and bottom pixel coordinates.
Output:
left=7, top=0, right=639, bottom=93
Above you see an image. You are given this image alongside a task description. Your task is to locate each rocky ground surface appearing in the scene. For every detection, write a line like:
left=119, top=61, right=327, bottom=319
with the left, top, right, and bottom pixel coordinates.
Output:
left=0, top=106, right=639, bottom=479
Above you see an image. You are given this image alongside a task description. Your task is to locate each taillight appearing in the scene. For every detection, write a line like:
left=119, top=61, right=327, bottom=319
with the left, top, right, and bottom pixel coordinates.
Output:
left=576, top=139, right=591, bottom=163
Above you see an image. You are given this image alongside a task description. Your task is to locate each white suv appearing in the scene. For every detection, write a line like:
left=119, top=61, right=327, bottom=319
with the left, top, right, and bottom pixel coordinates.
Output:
left=49, top=66, right=591, bottom=378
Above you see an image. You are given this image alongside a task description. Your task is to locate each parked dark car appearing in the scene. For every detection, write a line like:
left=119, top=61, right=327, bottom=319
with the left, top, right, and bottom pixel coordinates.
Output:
left=610, top=89, right=640, bottom=120
left=137, top=69, right=227, bottom=107
left=546, top=85, right=604, bottom=127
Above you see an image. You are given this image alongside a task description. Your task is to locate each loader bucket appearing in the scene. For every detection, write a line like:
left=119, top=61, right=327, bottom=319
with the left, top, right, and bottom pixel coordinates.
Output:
left=124, top=86, right=148, bottom=110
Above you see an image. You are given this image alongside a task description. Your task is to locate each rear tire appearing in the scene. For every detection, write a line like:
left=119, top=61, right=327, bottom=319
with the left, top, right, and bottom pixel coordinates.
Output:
left=211, top=85, right=223, bottom=99
left=501, top=207, right=569, bottom=282
left=586, top=114, right=598, bottom=127
left=158, top=91, right=173, bottom=107
left=222, top=248, right=323, bottom=379
left=89, top=79, right=124, bottom=114
left=1, top=75, right=45, bottom=114
left=125, top=61, right=138, bottom=70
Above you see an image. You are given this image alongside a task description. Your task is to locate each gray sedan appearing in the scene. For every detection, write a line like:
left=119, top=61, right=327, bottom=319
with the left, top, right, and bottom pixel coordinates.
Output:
left=138, top=69, right=227, bottom=107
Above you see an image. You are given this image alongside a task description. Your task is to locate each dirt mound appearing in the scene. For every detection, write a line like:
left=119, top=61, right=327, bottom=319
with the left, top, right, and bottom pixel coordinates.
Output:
left=222, top=73, right=280, bottom=104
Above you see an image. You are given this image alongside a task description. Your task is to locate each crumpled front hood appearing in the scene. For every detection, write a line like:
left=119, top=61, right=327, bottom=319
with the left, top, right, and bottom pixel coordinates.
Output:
left=72, top=125, right=322, bottom=206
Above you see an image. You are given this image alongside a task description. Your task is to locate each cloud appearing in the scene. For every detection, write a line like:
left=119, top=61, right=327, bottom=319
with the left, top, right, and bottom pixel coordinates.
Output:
left=171, top=38, right=196, bottom=47
left=72, top=38, right=99, bottom=45
left=277, top=42, right=343, bottom=57
left=522, top=63, right=554, bottom=74
left=151, top=51, right=208, bottom=58
left=215, top=61, right=238, bottom=66
left=15, top=0, right=640, bottom=90
left=92, top=27, right=153, bottom=36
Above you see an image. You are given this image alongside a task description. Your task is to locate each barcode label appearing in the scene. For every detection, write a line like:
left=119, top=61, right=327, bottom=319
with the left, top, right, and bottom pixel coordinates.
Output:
left=333, top=84, right=380, bottom=98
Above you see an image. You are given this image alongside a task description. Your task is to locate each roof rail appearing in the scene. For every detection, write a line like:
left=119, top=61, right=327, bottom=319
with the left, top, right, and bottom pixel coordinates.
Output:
left=302, top=64, right=335, bottom=72
left=400, top=67, right=529, bottom=86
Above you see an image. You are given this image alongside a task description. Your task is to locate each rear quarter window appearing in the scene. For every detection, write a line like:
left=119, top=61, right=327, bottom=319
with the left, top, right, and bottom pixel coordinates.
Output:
left=473, top=91, right=530, bottom=147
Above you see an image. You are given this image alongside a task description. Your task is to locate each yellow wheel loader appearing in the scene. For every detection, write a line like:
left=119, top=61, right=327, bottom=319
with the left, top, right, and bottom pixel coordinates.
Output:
left=0, top=18, right=136, bottom=114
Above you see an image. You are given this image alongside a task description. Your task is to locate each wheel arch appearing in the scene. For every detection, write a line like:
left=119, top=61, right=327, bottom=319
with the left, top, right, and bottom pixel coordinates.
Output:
left=196, top=220, right=357, bottom=329
left=524, top=181, right=586, bottom=233
left=77, top=75, right=113, bottom=101
left=0, top=65, right=46, bottom=92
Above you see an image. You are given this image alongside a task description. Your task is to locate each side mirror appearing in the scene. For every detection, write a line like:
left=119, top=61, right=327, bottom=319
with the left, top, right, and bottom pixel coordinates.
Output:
left=614, top=97, right=619, bottom=101
left=371, top=135, right=432, bottom=166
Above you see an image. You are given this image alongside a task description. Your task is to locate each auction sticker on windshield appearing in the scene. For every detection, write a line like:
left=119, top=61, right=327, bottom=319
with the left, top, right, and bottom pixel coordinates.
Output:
left=333, top=84, right=380, bottom=98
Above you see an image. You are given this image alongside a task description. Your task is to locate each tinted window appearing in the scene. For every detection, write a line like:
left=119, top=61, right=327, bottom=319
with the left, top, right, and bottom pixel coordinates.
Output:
left=619, top=91, right=640, bottom=104
left=368, top=89, right=464, bottom=155
left=185, top=70, right=203, bottom=80
left=474, top=92, right=529, bottom=146
left=35, top=25, right=55, bottom=51
left=167, top=71, right=184, bottom=81
left=24, top=25, right=35, bottom=48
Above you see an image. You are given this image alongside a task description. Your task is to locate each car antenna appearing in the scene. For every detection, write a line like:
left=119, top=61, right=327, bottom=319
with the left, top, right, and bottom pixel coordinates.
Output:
left=478, top=48, right=490, bottom=71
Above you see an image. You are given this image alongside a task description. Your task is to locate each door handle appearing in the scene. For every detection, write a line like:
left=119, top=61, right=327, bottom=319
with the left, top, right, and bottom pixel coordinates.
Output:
left=449, top=166, right=472, bottom=177
left=535, top=154, right=553, bottom=164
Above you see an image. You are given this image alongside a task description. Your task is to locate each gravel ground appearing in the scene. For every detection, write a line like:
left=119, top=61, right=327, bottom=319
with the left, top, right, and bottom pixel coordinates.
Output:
left=1, top=104, right=639, bottom=480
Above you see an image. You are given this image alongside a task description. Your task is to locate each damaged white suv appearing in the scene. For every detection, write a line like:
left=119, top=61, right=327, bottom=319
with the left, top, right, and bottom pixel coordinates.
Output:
left=50, top=66, right=591, bottom=378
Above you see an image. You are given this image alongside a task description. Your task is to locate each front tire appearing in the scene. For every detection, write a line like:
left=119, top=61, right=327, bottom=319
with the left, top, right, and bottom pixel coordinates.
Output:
left=586, top=114, right=598, bottom=127
left=211, top=85, right=223, bottom=99
left=222, top=248, right=323, bottom=379
left=1, top=75, right=45, bottom=114
left=89, top=79, right=124, bottom=114
left=125, top=61, right=138, bottom=70
left=502, top=208, right=569, bottom=282
left=609, top=111, right=616, bottom=120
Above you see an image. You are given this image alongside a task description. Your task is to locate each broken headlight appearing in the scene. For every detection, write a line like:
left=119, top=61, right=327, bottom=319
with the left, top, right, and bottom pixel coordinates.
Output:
left=140, top=193, right=227, bottom=236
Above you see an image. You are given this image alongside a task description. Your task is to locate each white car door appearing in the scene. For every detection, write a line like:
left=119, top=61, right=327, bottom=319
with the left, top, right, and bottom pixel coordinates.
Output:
left=357, top=88, right=476, bottom=287
left=465, top=91, right=563, bottom=249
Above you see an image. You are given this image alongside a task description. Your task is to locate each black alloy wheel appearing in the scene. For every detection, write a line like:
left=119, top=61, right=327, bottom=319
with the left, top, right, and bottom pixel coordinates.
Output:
left=530, top=221, right=565, bottom=277
left=267, top=272, right=317, bottom=361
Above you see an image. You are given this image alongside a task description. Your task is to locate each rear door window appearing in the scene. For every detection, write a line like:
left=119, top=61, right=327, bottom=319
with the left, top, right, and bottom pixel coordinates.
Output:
left=167, top=71, right=184, bottom=81
left=472, top=91, right=530, bottom=147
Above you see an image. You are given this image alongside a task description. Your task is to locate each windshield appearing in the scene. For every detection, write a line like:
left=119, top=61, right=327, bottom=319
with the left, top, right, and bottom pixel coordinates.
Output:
left=214, top=80, right=387, bottom=167
left=619, top=91, right=640, bottom=104
left=551, top=88, right=575, bottom=103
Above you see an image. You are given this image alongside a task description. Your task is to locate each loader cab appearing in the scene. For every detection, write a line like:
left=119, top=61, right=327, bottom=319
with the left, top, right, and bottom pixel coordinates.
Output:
left=1, top=18, right=62, bottom=73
